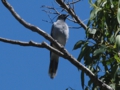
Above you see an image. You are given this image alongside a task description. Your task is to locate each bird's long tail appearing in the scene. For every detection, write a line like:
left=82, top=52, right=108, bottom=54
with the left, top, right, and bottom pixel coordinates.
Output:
left=49, top=54, right=59, bottom=79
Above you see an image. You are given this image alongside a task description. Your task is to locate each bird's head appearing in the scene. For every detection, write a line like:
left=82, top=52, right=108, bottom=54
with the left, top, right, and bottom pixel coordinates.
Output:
left=57, top=14, right=69, bottom=21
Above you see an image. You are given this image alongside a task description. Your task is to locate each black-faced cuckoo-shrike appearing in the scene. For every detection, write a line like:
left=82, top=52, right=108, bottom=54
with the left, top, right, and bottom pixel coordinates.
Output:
left=49, top=14, right=69, bottom=79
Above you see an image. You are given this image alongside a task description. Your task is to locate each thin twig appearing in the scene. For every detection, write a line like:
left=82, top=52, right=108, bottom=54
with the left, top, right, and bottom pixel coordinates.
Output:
left=56, top=0, right=88, bottom=30
left=67, top=0, right=80, bottom=5
left=42, top=20, right=52, bottom=24
left=1, top=0, right=62, bottom=51
left=69, top=26, right=81, bottom=29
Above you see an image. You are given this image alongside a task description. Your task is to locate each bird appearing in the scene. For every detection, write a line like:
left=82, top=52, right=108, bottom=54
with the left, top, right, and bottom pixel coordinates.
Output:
left=48, top=14, right=69, bottom=79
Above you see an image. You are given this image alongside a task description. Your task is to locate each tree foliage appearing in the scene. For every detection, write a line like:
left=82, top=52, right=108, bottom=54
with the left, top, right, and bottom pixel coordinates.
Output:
left=73, top=0, right=120, bottom=90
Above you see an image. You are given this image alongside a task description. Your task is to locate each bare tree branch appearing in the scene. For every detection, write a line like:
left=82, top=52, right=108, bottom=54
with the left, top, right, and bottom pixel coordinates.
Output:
left=41, top=5, right=80, bottom=27
left=1, top=0, right=63, bottom=51
left=1, top=0, right=113, bottom=90
left=69, top=26, right=81, bottom=29
left=67, top=0, right=80, bottom=5
left=0, top=37, right=65, bottom=57
left=56, top=0, right=88, bottom=30
left=41, top=5, right=61, bottom=15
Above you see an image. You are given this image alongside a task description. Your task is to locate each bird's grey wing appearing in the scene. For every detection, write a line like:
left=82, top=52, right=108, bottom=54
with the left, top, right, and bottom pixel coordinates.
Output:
left=49, top=24, right=59, bottom=79
left=50, top=25, right=53, bottom=57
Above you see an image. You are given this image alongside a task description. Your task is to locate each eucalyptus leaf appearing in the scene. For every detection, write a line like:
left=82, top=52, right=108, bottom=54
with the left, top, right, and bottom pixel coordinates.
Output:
left=85, top=87, right=89, bottom=90
left=114, top=54, right=120, bottom=63
left=89, top=7, right=102, bottom=20
left=77, top=44, right=89, bottom=62
left=88, top=28, right=97, bottom=34
left=88, top=79, right=92, bottom=87
left=96, top=65, right=100, bottom=72
left=110, top=83, right=115, bottom=90
left=93, top=45, right=106, bottom=56
left=84, top=46, right=92, bottom=66
left=116, top=35, right=120, bottom=49
left=101, top=1, right=107, bottom=7
left=104, top=58, right=115, bottom=65
left=73, top=40, right=85, bottom=50
left=111, top=65, right=119, bottom=81
left=95, top=0, right=102, bottom=7
left=117, top=8, right=120, bottom=24
left=109, top=34, right=115, bottom=44
left=117, top=0, right=120, bottom=24
left=110, top=0, right=114, bottom=8
left=81, top=71, right=84, bottom=89
left=89, top=0, right=94, bottom=7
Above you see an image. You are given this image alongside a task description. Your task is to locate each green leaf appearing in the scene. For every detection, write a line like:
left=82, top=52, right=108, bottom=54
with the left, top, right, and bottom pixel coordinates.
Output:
left=84, top=46, right=93, bottom=66
left=117, top=0, right=120, bottom=24
left=111, top=65, right=119, bottom=82
left=81, top=71, right=84, bottom=89
left=88, top=28, right=97, bottom=34
left=110, top=0, right=114, bottom=8
left=89, top=0, right=94, bottom=7
left=89, top=67, right=94, bottom=73
left=77, top=42, right=88, bottom=62
left=95, top=0, right=107, bottom=7
left=85, top=87, right=89, bottom=90
left=110, top=83, right=115, bottom=90
left=89, top=0, right=97, bottom=8
left=101, top=1, right=107, bottom=7
left=73, top=40, right=85, bottom=50
left=88, top=79, right=92, bottom=87
left=103, top=58, right=114, bottom=65
left=77, top=47, right=86, bottom=61
left=89, top=7, right=102, bottom=20
left=109, top=34, right=115, bottom=44
left=93, top=45, right=107, bottom=56
left=96, top=65, right=100, bottom=72
left=117, top=8, right=120, bottom=24
left=114, top=54, right=120, bottom=63
left=116, top=35, right=120, bottom=49
left=95, top=0, right=102, bottom=7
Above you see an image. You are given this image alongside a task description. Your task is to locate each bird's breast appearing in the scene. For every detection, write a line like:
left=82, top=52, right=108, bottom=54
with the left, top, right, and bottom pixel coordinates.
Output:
left=52, top=23, right=69, bottom=46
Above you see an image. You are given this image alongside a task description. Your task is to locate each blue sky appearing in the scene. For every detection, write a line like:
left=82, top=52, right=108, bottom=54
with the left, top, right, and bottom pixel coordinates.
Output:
left=0, top=0, right=91, bottom=90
